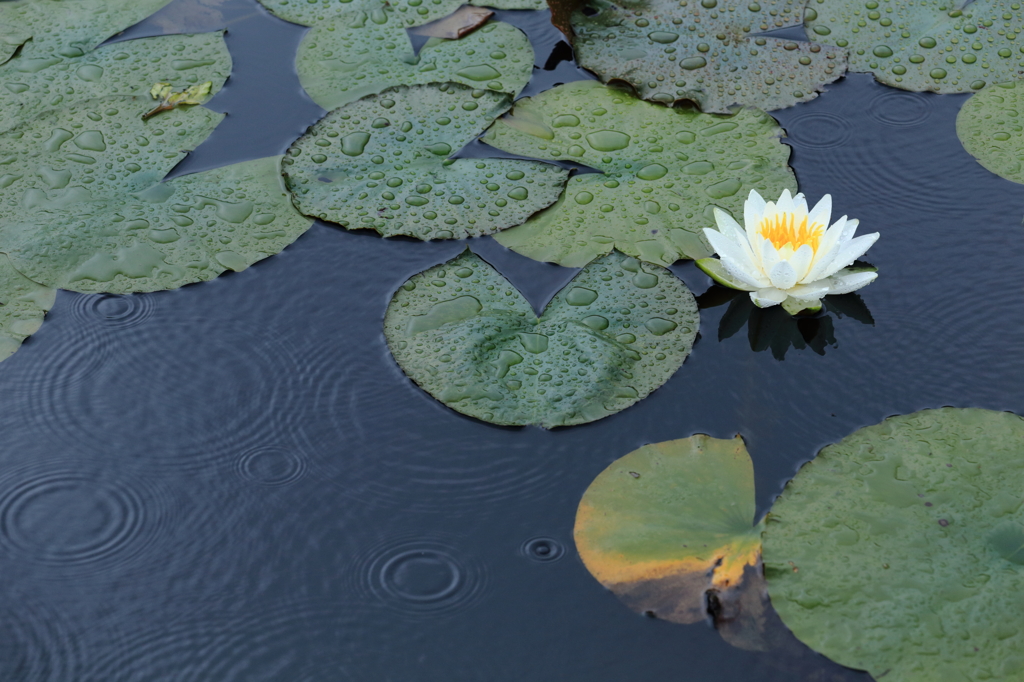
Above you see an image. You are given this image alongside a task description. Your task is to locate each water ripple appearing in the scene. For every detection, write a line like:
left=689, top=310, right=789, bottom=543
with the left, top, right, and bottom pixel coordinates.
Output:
left=784, top=113, right=852, bottom=149
left=235, top=446, right=307, bottom=486
left=68, top=293, right=155, bottom=330
left=519, top=537, right=566, bottom=563
left=868, top=90, right=931, bottom=127
left=0, top=593, right=85, bottom=682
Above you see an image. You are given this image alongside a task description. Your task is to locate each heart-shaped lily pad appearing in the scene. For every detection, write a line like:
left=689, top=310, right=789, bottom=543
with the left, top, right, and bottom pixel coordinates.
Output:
left=0, top=0, right=173, bottom=54
left=958, top=81, right=1024, bottom=184
left=282, top=82, right=569, bottom=240
left=296, top=9, right=533, bottom=110
left=481, top=80, right=797, bottom=267
left=0, top=98, right=311, bottom=293
left=256, top=0, right=546, bottom=29
left=0, top=31, right=231, bottom=133
left=570, top=0, right=847, bottom=113
left=764, top=408, right=1024, bottom=682
left=575, top=435, right=774, bottom=649
left=384, top=249, right=698, bottom=427
left=0, top=252, right=55, bottom=363
left=805, top=0, right=1024, bottom=92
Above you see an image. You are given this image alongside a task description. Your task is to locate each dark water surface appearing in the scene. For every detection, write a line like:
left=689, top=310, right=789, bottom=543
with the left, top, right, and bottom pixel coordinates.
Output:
left=1, top=0, right=1023, bottom=679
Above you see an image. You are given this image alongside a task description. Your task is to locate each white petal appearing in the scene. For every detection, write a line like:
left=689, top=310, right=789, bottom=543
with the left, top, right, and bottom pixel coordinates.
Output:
left=807, top=194, right=832, bottom=231
left=776, top=189, right=794, bottom=213
left=840, top=217, right=859, bottom=241
left=769, top=260, right=798, bottom=290
left=789, top=244, right=815, bottom=282
left=760, top=236, right=780, bottom=275
left=805, top=215, right=848, bottom=281
left=792, top=192, right=808, bottom=215
left=744, top=190, right=766, bottom=245
left=782, top=296, right=821, bottom=315
left=826, top=270, right=878, bottom=295
left=750, top=287, right=787, bottom=308
left=713, top=208, right=747, bottom=244
left=786, top=280, right=832, bottom=300
left=703, top=229, right=768, bottom=288
left=816, top=232, right=880, bottom=280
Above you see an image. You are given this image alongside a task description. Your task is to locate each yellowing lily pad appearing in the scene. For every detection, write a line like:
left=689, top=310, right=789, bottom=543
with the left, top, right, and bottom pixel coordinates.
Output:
left=958, top=81, right=1024, bottom=184
left=384, top=249, right=698, bottom=427
left=0, top=98, right=311, bottom=293
left=0, top=31, right=231, bottom=133
left=295, top=10, right=533, bottom=110
left=481, top=81, right=797, bottom=267
left=0, top=252, right=55, bottom=363
left=256, top=0, right=546, bottom=29
left=805, top=0, right=1024, bottom=92
left=764, top=408, right=1024, bottom=682
left=282, top=83, right=568, bottom=240
left=571, top=0, right=847, bottom=113
left=575, top=435, right=773, bottom=649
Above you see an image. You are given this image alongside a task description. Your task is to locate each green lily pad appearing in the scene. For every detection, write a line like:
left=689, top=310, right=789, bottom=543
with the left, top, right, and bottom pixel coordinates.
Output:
left=282, top=83, right=569, bottom=240
left=481, top=81, right=797, bottom=267
left=957, top=81, right=1024, bottom=184
left=0, top=252, right=55, bottom=363
left=0, top=31, right=231, bottom=133
left=296, top=10, right=533, bottom=110
left=256, top=0, right=546, bottom=29
left=570, top=0, right=847, bottom=113
left=384, top=249, right=698, bottom=427
left=805, top=0, right=1024, bottom=92
left=0, top=0, right=173, bottom=54
left=0, top=23, right=31, bottom=66
left=764, top=408, right=1024, bottom=681
left=0, top=98, right=311, bottom=293
left=575, top=435, right=776, bottom=649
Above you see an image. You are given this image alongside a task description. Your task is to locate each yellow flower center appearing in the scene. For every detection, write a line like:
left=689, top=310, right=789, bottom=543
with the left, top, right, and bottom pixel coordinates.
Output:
left=758, top=212, right=824, bottom=254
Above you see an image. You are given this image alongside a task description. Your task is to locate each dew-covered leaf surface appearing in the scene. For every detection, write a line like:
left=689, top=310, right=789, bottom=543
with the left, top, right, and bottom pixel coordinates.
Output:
left=481, top=81, right=797, bottom=266
left=575, top=435, right=776, bottom=649
left=570, top=0, right=847, bottom=113
left=805, top=0, right=1024, bottom=92
left=0, top=98, right=311, bottom=293
left=763, top=408, right=1024, bottom=682
left=255, top=0, right=547, bottom=28
left=0, top=252, right=55, bottom=363
left=957, top=81, right=1024, bottom=184
left=0, top=22, right=31, bottom=66
left=407, top=5, right=493, bottom=39
left=0, top=0, right=174, bottom=54
left=296, top=11, right=533, bottom=110
left=283, top=83, right=569, bottom=240
left=384, top=249, right=698, bottom=427
left=0, top=31, right=231, bottom=133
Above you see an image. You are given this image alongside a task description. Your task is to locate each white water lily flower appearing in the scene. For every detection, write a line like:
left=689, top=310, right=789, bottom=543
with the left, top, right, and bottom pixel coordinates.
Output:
left=696, top=189, right=879, bottom=315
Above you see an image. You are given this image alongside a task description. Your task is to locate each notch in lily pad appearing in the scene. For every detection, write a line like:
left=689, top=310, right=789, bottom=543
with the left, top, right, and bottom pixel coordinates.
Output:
left=384, top=249, right=698, bottom=427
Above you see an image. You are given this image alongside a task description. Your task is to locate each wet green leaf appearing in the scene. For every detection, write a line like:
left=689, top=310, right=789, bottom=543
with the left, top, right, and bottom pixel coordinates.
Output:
left=0, top=0, right=174, bottom=54
left=570, top=0, right=847, bottom=113
left=764, top=408, right=1024, bottom=682
left=256, top=0, right=545, bottom=28
left=0, top=31, right=231, bottom=133
left=283, top=83, right=568, bottom=240
left=575, top=436, right=773, bottom=648
left=806, top=0, right=1024, bottom=93
left=481, top=81, right=797, bottom=267
left=957, top=82, right=1024, bottom=184
left=407, top=5, right=493, bottom=39
left=0, top=98, right=311, bottom=293
left=0, top=252, right=55, bottom=363
left=296, top=11, right=533, bottom=110
left=384, top=249, right=698, bottom=427
left=0, top=23, right=31, bottom=66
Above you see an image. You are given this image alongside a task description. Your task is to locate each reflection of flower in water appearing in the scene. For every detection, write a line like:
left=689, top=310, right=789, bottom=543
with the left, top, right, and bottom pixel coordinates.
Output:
left=697, top=286, right=874, bottom=360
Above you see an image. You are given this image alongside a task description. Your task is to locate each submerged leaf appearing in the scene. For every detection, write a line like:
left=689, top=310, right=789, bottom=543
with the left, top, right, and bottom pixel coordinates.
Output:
left=0, top=31, right=231, bottom=133
left=575, top=436, right=773, bottom=650
left=296, top=12, right=533, bottom=110
left=407, top=5, right=493, bottom=39
left=958, top=82, right=1024, bottom=184
left=0, top=252, right=55, bottom=363
left=256, top=0, right=545, bottom=28
left=283, top=83, right=568, bottom=240
left=764, top=408, right=1024, bottom=682
left=571, top=0, right=847, bottom=112
left=482, top=81, right=797, bottom=267
left=0, top=98, right=311, bottom=293
left=384, top=250, right=698, bottom=427
left=806, top=0, right=1024, bottom=92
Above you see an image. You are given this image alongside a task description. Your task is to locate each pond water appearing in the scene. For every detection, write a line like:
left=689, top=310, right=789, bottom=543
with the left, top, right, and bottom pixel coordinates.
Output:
left=1, top=0, right=1023, bottom=679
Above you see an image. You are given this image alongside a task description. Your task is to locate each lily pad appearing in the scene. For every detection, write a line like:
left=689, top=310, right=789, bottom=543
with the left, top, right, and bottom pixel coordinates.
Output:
left=575, top=435, right=774, bottom=649
left=0, top=252, right=55, bottom=363
left=0, top=31, right=231, bottom=133
left=958, top=81, right=1024, bottom=184
left=0, top=0, right=173, bottom=54
left=764, top=408, right=1024, bottom=682
left=384, top=249, right=698, bottom=427
left=296, top=10, right=533, bottom=110
left=407, top=5, right=494, bottom=39
left=805, top=0, right=1024, bottom=93
left=481, top=81, right=797, bottom=267
left=570, top=0, right=847, bottom=113
left=0, top=23, right=31, bottom=66
left=255, top=0, right=546, bottom=29
left=282, top=83, right=569, bottom=240
left=0, top=98, right=311, bottom=293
